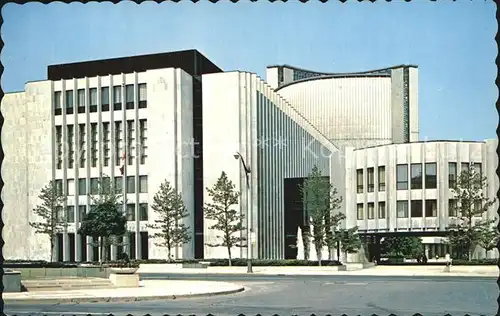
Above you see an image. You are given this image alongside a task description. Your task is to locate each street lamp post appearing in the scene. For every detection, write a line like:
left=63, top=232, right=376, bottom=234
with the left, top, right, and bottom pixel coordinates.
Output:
left=234, top=151, right=253, bottom=273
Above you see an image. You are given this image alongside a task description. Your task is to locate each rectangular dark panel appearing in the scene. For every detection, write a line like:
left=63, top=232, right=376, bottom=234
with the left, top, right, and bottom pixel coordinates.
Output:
left=140, top=232, right=149, bottom=260
left=68, top=233, right=75, bottom=262
left=56, top=233, right=63, bottom=262
left=129, top=232, right=136, bottom=260
left=48, top=50, right=222, bottom=80
left=79, top=235, right=87, bottom=262
left=283, top=177, right=306, bottom=260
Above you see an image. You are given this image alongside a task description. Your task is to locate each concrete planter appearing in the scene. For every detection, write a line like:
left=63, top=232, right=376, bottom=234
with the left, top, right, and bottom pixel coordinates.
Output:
left=110, top=267, right=138, bottom=274
left=3, top=269, right=21, bottom=292
left=109, top=272, right=140, bottom=287
left=338, top=265, right=347, bottom=271
left=13, top=266, right=110, bottom=279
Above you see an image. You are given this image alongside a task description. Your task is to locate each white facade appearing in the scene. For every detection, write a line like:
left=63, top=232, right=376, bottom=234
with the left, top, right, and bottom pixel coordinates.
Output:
left=202, top=71, right=344, bottom=260
left=267, top=65, right=419, bottom=150
left=345, top=140, right=498, bottom=259
left=2, top=68, right=196, bottom=261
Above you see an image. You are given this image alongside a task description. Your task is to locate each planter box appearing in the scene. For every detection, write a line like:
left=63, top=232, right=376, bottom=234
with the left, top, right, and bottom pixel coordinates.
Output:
left=182, top=263, right=209, bottom=269
left=16, top=267, right=110, bottom=279
left=3, top=270, right=21, bottom=292
left=338, top=265, right=347, bottom=271
left=109, top=273, right=139, bottom=287
left=110, top=267, right=138, bottom=274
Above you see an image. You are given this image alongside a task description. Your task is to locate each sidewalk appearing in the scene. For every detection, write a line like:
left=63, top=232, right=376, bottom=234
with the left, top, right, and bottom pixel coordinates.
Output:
left=3, top=280, right=245, bottom=304
left=137, top=264, right=498, bottom=278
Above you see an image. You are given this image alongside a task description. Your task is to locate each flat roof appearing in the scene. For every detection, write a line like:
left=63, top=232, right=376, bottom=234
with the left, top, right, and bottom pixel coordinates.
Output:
left=47, top=49, right=223, bottom=81
left=354, top=140, right=486, bottom=151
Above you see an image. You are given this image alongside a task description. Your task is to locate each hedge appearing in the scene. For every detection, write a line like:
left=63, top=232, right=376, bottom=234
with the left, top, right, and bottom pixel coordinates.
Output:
left=379, top=258, right=497, bottom=266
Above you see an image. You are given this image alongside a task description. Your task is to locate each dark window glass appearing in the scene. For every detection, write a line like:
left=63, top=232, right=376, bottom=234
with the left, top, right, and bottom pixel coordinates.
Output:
left=410, top=163, right=422, bottom=189
left=378, top=166, right=385, bottom=191
left=425, top=199, right=437, bottom=217
left=65, top=90, right=74, bottom=114
left=127, top=176, right=135, bottom=193
left=78, top=179, right=86, bottom=195
left=356, top=169, right=363, bottom=193
left=367, top=168, right=374, bottom=192
left=139, top=203, right=148, bottom=221
left=90, top=178, right=99, bottom=195
left=378, top=202, right=386, bottom=219
left=425, top=163, right=437, bottom=189
left=367, top=202, right=375, bottom=219
left=396, top=164, right=408, bottom=190
left=126, top=84, right=134, bottom=109
left=66, top=206, right=75, bottom=223
left=138, top=83, right=147, bottom=108
left=139, top=175, right=148, bottom=193
left=126, top=204, right=135, bottom=221
left=397, top=201, right=408, bottom=218
left=357, top=203, right=364, bottom=220
left=411, top=200, right=423, bottom=217
left=448, top=162, right=457, bottom=188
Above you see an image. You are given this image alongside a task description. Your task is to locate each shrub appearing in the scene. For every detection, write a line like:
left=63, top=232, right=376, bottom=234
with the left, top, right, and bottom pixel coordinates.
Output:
left=207, top=259, right=341, bottom=266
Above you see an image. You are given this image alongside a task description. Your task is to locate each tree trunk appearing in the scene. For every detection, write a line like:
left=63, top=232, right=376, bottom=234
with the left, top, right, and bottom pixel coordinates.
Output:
left=167, top=247, right=171, bottom=263
left=228, top=247, right=232, bottom=267
left=50, top=236, right=55, bottom=262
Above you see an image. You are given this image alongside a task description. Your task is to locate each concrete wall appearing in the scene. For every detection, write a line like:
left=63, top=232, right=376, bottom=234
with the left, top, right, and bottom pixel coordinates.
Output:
left=346, top=140, right=498, bottom=259
left=202, top=71, right=343, bottom=260
left=2, top=82, right=53, bottom=261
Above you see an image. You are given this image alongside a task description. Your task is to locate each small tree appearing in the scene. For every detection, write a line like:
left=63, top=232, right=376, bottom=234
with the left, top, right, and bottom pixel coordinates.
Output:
left=29, top=180, right=67, bottom=262
left=204, top=171, right=246, bottom=266
left=147, top=179, right=191, bottom=262
left=338, top=226, right=362, bottom=263
left=78, top=174, right=127, bottom=263
left=447, top=165, right=496, bottom=261
left=381, top=236, right=424, bottom=259
left=300, top=165, right=344, bottom=265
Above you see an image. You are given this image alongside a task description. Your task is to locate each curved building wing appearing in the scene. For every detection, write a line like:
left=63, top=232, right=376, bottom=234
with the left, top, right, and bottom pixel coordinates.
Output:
left=266, top=64, right=419, bottom=150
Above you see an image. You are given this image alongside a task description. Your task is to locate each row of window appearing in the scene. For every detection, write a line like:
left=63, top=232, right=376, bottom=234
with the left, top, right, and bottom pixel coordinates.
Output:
left=356, top=199, right=483, bottom=220
left=357, top=162, right=482, bottom=194
left=54, top=175, right=148, bottom=196
left=57, top=203, right=149, bottom=223
left=53, top=84, right=147, bottom=115
left=55, top=120, right=148, bottom=169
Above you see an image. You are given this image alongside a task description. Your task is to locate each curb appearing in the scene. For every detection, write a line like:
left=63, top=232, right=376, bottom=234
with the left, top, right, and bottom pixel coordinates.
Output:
left=3, top=287, right=245, bottom=305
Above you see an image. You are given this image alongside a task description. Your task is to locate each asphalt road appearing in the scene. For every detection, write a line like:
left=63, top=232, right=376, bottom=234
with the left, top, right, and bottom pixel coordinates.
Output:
left=5, top=274, right=498, bottom=316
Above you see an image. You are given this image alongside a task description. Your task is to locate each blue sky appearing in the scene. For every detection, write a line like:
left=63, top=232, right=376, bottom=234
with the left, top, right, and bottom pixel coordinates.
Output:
left=1, top=1, right=497, bottom=141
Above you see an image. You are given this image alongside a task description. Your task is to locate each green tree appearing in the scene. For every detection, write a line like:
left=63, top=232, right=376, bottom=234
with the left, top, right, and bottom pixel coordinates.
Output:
left=300, top=165, right=344, bottom=265
left=338, top=226, right=362, bottom=263
left=447, top=165, right=496, bottom=261
left=78, top=174, right=127, bottom=263
left=204, top=171, right=246, bottom=266
left=147, top=180, right=191, bottom=262
left=29, top=180, right=67, bottom=262
left=381, top=236, right=424, bottom=259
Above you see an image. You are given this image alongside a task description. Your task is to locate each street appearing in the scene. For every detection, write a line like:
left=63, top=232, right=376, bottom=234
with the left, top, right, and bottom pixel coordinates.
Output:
left=4, top=274, right=497, bottom=316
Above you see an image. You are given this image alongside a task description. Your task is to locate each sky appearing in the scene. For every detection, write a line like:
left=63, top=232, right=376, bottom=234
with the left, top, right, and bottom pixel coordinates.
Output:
left=1, top=1, right=497, bottom=142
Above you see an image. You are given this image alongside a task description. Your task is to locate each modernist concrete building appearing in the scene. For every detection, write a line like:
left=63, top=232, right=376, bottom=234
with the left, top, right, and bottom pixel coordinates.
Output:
left=2, top=49, right=497, bottom=262
left=344, top=139, right=499, bottom=259
left=2, top=50, right=343, bottom=262
left=266, top=65, right=419, bottom=150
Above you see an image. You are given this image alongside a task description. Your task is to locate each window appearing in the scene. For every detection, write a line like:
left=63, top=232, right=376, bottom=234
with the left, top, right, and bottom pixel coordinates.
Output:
left=356, top=169, right=363, bottom=193
left=66, top=206, right=75, bottom=223
left=397, top=201, right=408, bottom=218
left=56, top=206, right=65, bottom=223
left=102, top=177, right=111, bottom=194
left=396, top=164, right=408, bottom=190
left=378, top=166, right=385, bottom=191
left=472, top=163, right=482, bottom=176
left=367, top=168, right=374, bottom=192
left=90, top=178, right=99, bottom=195
left=67, top=125, right=74, bottom=169
left=461, top=162, right=469, bottom=174
left=127, top=120, right=135, bottom=165
left=77, top=89, right=85, bottom=113
left=114, top=177, right=123, bottom=194
left=474, top=200, right=483, bottom=217
left=138, top=83, right=147, bottom=108
left=367, top=203, right=375, bottom=219
left=411, top=200, right=423, bottom=217
left=55, top=179, right=63, bottom=195
left=103, top=123, right=110, bottom=167
left=448, top=199, right=457, bottom=217
left=65, top=90, right=74, bottom=114
left=78, top=124, right=86, bottom=168
left=91, top=123, right=98, bottom=167
left=115, top=122, right=123, bottom=166
left=101, top=87, right=110, bottom=111
left=125, top=84, right=134, bottom=109
left=113, top=86, right=122, bottom=110
left=378, top=202, right=386, bottom=219
left=89, top=88, right=97, bottom=112
left=78, top=179, right=86, bottom=195
left=55, top=126, right=63, bottom=169
left=357, top=203, right=364, bottom=220
left=448, top=162, right=457, bottom=189
left=139, top=175, right=148, bottom=193
left=425, top=163, right=437, bottom=189
left=139, top=203, right=148, bottom=221
left=127, top=176, right=135, bottom=193
left=139, top=119, right=147, bottom=164
left=126, top=204, right=135, bottom=221
left=410, top=163, right=422, bottom=189
left=78, top=205, right=87, bottom=220
left=425, top=199, right=437, bottom=217
left=66, top=179, right=75, bottom=196
left=54, top=91, right=62, bottom=115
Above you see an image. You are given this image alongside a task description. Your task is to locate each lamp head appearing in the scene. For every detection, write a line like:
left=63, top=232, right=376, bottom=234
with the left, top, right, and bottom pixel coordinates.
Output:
left=233, top=153, right=240, bottom=160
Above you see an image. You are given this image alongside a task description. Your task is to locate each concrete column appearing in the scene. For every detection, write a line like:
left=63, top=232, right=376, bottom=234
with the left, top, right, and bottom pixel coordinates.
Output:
left=62, top=233, right=70, bottom=261
left=75, top=233, right=81, bottom=262
left=86, top=236, right=93, bottom=262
